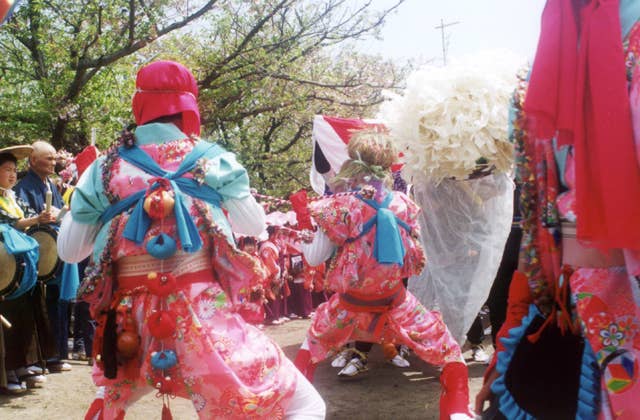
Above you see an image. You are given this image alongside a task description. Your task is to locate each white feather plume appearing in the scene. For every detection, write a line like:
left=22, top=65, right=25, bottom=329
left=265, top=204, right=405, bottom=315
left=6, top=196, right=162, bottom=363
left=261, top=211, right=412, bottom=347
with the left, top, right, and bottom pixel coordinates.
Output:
left=379, top=50, right=524, bottom=184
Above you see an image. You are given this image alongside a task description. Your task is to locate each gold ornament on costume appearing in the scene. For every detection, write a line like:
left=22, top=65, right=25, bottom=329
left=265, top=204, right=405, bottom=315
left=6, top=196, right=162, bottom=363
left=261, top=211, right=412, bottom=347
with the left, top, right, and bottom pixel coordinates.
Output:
left=143, top=190, right=175, bottom=219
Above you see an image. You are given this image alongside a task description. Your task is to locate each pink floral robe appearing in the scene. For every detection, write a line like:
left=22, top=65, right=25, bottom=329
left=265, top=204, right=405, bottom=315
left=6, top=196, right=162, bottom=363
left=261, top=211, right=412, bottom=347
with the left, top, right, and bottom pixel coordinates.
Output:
left=558, top=154, right=640, bottom=419
left=305, top=192, right=462, bottom=366
left=78, top=137, right=297, bottom=419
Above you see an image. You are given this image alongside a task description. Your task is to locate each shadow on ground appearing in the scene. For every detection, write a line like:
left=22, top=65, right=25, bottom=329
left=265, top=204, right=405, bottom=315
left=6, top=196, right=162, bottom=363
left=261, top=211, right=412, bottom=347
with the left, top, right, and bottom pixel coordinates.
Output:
left=283, top=343, right=447, bottom=420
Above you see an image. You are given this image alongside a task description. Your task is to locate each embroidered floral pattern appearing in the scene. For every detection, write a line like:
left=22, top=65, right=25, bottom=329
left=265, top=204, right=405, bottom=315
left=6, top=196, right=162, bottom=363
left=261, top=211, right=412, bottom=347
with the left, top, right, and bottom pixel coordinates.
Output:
left=571, top=267, right=640, bottom=417
left=601, top=323, right=625, bottom=348
left=191, top=392, right=206, bottom=412
left=196, top=297, right=219, bottom=320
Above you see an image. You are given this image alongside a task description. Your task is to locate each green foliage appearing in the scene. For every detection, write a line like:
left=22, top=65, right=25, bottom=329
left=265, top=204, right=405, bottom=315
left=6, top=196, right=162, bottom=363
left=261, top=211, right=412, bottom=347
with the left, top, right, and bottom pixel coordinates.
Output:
left=1, top=0, right=218, bottom=150
left=0, top=0, right=410, bottom=197
left=185, top=0, right=410, bottom=196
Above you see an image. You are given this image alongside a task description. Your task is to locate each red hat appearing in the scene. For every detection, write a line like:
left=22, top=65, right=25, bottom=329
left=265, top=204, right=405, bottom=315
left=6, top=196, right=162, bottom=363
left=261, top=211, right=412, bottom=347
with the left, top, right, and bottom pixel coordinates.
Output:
left=132, top=61, right=201, bottom=136
left=75, top=145, right=99, bottom=178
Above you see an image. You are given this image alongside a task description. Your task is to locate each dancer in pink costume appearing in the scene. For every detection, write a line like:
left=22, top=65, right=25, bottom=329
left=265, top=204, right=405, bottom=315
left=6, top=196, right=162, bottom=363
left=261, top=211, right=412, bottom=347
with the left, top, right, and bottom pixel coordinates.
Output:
left=58, top=61, right=325, bottom=420
left=293, top=128, right=472, bottom=420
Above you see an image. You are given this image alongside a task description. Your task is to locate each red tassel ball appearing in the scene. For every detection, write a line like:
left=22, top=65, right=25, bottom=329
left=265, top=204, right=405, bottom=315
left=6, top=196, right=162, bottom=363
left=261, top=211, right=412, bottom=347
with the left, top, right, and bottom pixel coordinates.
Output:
left=147, top=310, right=177, bottom=339
left=146, top=272, right=177, bottom=297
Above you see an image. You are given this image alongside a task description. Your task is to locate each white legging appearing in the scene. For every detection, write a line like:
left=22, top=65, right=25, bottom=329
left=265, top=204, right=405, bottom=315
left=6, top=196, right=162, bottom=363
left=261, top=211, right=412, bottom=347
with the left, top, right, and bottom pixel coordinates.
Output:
left=92, top=369, right=326, bottom=419
left=285, top=369, right=326, bottom=419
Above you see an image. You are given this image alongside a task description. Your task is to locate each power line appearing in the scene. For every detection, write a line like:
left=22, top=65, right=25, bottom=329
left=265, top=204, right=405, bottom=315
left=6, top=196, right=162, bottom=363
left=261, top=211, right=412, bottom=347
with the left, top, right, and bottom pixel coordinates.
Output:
left=434, top=19, right=460, bottom=66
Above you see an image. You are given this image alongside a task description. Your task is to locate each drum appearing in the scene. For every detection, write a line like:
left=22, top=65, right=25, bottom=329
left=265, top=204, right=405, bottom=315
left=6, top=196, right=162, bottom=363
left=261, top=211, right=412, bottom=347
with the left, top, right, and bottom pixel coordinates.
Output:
left=27, top=224, right=61, bottom=282
left=0, top=238, right=22, bottom=297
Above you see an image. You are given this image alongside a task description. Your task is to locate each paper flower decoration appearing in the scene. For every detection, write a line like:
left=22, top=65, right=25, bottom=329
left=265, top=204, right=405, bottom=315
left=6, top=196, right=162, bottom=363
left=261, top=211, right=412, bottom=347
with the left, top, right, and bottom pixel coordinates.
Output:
left=378, top=50, right=522, bottom=184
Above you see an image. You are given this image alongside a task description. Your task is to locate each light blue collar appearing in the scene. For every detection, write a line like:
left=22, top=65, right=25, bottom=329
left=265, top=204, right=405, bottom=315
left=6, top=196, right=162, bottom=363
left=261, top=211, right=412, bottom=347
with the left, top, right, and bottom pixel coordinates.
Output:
left=135, top=123, right=187, bottom=145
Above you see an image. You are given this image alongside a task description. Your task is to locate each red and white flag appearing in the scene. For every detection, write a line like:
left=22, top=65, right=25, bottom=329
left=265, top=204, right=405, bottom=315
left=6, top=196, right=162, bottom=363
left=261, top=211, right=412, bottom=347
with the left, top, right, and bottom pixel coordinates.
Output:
left=310, top=115, right=384, bottom=195
left=1, top=0, right=21, bottom=25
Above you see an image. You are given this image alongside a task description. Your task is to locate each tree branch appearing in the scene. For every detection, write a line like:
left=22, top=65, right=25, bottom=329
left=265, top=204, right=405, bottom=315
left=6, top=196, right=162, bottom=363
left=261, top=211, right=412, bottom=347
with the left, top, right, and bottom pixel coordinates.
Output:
left=78, top=0, right=218, bottom=70
left=199, top=0, right=291, bottom=88
left=274, top=122, right=309, bottom=154
left=128, top=0, right=136, bottom=46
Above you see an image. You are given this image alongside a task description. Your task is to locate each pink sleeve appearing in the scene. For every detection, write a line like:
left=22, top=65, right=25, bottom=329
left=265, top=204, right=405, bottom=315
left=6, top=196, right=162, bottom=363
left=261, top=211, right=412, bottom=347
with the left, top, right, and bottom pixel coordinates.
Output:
left=309, top=196, right=361, bottom=246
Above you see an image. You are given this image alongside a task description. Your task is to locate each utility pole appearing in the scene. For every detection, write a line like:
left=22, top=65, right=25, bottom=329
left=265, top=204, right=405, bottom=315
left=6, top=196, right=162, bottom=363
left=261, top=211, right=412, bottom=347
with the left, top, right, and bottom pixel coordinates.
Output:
left=435, top=18, right=460, bottom=66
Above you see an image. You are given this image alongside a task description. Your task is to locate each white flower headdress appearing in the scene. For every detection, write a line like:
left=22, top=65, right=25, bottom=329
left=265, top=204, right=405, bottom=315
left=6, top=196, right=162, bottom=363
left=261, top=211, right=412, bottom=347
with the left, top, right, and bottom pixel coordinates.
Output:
left=379, top=50, right=524, bottom=184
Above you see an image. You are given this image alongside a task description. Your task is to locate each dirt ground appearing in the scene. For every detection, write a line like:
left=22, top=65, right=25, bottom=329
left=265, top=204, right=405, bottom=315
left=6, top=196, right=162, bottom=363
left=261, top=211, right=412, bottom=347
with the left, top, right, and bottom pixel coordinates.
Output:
left=0, top=319, right=488, bottom=420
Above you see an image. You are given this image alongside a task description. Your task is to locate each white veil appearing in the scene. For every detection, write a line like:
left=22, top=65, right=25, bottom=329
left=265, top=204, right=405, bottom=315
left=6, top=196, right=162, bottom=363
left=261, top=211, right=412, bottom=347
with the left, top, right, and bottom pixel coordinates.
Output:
left=408, top=173, right=514, bottom=344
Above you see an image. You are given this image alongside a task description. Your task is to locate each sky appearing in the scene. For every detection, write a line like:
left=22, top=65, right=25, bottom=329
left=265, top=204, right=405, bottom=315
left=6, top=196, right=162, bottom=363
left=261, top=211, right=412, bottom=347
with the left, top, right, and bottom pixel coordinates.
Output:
left=356, top=0, right=546, bottom=64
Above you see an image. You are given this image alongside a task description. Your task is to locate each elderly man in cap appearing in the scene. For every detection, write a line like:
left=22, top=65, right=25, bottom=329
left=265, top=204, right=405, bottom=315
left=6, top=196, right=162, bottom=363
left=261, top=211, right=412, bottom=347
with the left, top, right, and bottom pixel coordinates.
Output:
left=14, top=140, right=72, bottom=373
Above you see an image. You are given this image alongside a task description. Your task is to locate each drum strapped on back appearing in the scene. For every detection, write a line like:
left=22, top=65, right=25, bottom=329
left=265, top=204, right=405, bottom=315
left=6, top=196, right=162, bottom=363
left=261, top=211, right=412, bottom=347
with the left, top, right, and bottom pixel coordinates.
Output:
left=0, top=237, right=23, bottom=297
left=27, top=224, right=61, bottom=282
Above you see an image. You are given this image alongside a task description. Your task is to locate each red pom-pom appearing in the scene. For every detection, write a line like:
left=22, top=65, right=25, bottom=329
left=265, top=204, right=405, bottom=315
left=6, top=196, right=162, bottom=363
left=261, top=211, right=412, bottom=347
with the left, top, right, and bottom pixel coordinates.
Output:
left=147, top=310, right=177, bottom=339
left=146, top=272, right=177, bottom=297
left=156, top=376, right=176, bottom=395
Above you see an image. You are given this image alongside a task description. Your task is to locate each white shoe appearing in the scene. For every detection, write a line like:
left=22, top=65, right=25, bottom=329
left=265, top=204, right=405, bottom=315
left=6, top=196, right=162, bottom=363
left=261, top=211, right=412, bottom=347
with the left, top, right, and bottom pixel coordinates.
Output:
left=450, top=413, right=475, bottom=420
left=49, top=362, right=72, bottom=372
left=25, top=375, right=47, bottom=388
left=3, top=381, right=26, bottom=394
left=27, top=365, right=44, bottom=375
left=389, top=354, right=410, bottom=368
left=331, top=349, right=350, bottom=368
left=338, top=357, right=368, bottom=378
left=398, top=345, right=411, bottom=359
left=4, top=371, right=26, bottom=394
left=471, top=346, right=490, bottom=364
left=15, top=365, right=44, bottom=375
left=16, top=366, right=36, bottom=377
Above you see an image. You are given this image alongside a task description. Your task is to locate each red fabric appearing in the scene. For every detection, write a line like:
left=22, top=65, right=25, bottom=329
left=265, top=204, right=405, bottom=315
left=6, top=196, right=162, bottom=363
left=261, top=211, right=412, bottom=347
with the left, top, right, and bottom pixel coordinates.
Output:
left=84, top=398, right=104, bottom=420
left=439, top=362, right=471, bottom=419
left=573, top=1, right=640, bottom=249
left=132, top=61, right=201, bottom=136
left=322, top=116, right=370, bottom=144
left=116, top=269, right=213, bottom=292
left=534, top=139, right=562, bottom=285
left=289, top=189, right=313, bottom=230
left=161, top=403, right=173, bottom=420
left=525, top=0, right=640, bottom=250
left=75, top=145, right=99, bottom=178
left=293, top=348, right=316, bottom=381
left=524, top=0, right=578, bottom=145
left=0, top=1, right=13, bottom=23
